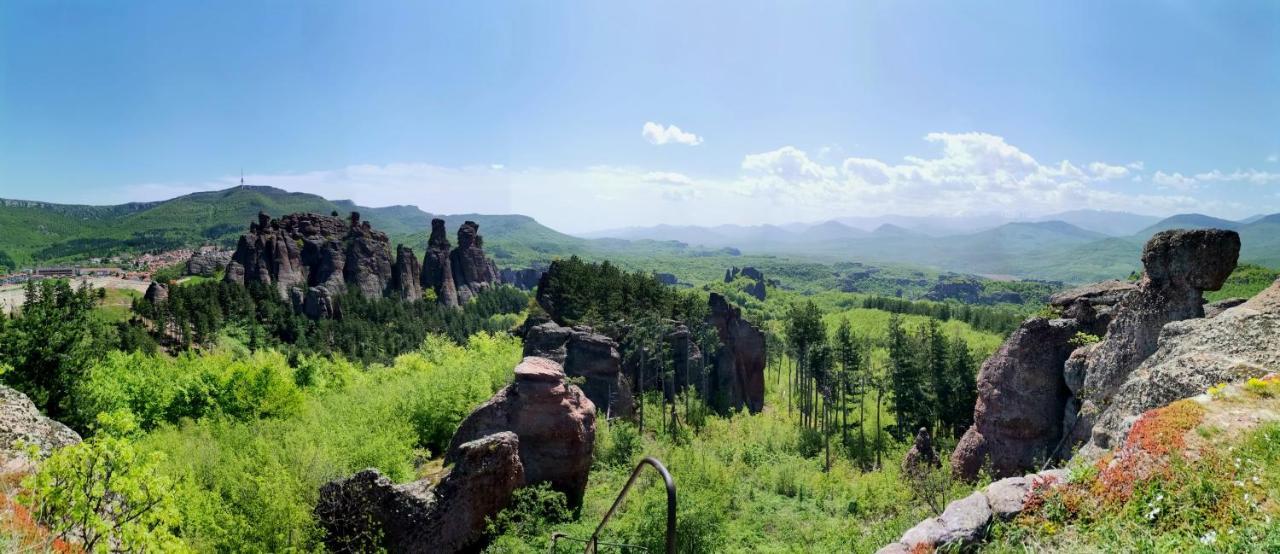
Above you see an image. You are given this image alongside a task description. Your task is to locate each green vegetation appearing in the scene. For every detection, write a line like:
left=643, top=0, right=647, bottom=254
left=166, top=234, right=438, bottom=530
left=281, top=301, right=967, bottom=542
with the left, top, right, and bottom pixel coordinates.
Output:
left=132, top=279, right=528, bottom=363
left=1205, top=263, right=1279, bottom=302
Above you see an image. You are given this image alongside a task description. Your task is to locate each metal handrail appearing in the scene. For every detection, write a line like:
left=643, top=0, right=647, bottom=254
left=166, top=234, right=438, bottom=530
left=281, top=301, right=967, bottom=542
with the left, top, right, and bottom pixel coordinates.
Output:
left=550, top=456, right=676, bottom=554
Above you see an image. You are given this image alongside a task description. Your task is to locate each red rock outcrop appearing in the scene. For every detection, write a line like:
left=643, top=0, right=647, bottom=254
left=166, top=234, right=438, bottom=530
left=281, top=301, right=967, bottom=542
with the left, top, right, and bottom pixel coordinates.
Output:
left=445, top=357, right=597, bottom=508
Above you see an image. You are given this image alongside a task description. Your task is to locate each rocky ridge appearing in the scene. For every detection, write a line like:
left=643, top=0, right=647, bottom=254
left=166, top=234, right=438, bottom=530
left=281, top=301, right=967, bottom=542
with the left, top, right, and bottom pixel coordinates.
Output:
left=951, top=229, right=1240, bottom=480
left=221, top=212, right=502, bottom=317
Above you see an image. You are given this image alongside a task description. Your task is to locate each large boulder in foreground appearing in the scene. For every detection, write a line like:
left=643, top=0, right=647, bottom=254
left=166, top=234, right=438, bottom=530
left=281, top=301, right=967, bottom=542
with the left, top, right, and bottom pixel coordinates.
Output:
left=445, top=357, right=597, bottom=508
left=950, top=317, right=1081, bottom=479
left=1068, top=229, right=1238, bottom=451
left=706, top=293, right=766, bottom=413
left=316, top=432, right=524, bottom=554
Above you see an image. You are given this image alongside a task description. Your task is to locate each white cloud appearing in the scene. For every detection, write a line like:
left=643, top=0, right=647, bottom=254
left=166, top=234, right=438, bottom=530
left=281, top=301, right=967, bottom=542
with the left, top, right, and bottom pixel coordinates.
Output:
left=1192, top=169, right=1280, bottom=185
left=642, top=171, right=694, bottom=186
left=1153, top=171, right=1198, bottom=190
left=116, top=132, right=1272, bottom=233
left=642, top=122, right=703, bottom=146
left=1267, top=154, right=1278, bottom=163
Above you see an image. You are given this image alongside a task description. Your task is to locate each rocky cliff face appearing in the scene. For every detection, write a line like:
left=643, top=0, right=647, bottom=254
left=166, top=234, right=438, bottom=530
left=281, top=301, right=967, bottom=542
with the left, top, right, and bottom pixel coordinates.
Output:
left=1082, top=279, right=1280, bottom=454
left=420, top=218, right=501, bottom=308
left=950, top=228, right=1240, bottom=480
left=184, top=249, right=232, bottom=277
left=1066, top=229, right=1238, bottom=451
left=391, top=245, right=422, bottom=302
left=706, top=292, right=766, bottom=413
left=499, top=267, right=543, bottom=290
left=224, top=212, right=434, bottom=318
left=725, top=266, right=767, bottom=300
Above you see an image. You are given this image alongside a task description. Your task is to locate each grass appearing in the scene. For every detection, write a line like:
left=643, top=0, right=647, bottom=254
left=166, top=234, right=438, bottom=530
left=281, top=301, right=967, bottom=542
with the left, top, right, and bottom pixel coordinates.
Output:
left=1205, top=263, right=1279, bottom=303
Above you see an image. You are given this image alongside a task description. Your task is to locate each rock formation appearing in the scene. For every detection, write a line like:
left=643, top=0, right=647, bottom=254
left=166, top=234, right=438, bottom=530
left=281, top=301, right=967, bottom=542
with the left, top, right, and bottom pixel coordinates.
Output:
left=1066, top=229, right=1238, bottom=452
left=224, top=212, right=427, bottom=318
left=184, top=249, right=232, bottom=277
left=725, top=266, right=767, bottom=300
left=499, top=267, right=543, bottom=290
left=1083, top=279, right=1280, bottom=454
left=391, top=245, right=422, bottom=301
left=421, top=219, right=501, bottom=307
left=317, top=357, right=596, bottom=552
left=877, top=469, right=1069, bottom=553
left=903, top=427, right=940, bottom=475
left=0, top=386, right=80, bottom=458
left=421, top=218, right=459, bottom=308
left=143, top=281, right=169, bottom=304
left=706, top=293, right=766, bottom=413
left=522, top=318, right=633, bottom=418
left=950, top=317, right=1082, bottom=479
left=450, top=221, right=501, bottom=305
left=654, top=272, right=678, bottom=286
left=316, top=432, right=524, bottom=554
left=446, top=357, right=597, bottom=508
left=950, top=228, right=1240, bottom=480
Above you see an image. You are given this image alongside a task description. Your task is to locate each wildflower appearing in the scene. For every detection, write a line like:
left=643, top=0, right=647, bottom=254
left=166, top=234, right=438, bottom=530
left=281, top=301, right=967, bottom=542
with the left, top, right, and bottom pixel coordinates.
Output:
left=1234, top=480, right=1245, bottom=488
left=1145, top=506, right=1161, bottom=520
left=1200, top=531, right=1218, bottom=545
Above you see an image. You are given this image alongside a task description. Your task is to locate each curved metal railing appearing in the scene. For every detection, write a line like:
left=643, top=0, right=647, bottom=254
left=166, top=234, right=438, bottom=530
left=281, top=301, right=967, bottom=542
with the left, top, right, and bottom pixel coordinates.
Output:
left=549, top=456, right=676, bottom=554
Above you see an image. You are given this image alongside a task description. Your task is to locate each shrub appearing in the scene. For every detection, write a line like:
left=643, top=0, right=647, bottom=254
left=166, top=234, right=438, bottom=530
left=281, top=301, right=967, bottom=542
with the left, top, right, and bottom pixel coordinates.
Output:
left=22, top=411, right=186, bottom=553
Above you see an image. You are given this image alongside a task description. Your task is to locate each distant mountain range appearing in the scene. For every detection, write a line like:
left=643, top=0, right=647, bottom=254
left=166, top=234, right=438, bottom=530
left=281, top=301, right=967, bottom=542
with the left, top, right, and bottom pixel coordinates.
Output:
left=581, top=210, right=1280, bottom=283
left=1, top=186, right=1274, bottom=285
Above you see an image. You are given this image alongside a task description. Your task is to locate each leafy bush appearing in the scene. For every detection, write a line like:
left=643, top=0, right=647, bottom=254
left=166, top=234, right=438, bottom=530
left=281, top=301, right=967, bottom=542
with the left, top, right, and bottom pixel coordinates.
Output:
left=128, top=332, right=521, bottom=552
left=22, top=411, right=186, bottom=553
left=72, top=349, right=314, bottom=431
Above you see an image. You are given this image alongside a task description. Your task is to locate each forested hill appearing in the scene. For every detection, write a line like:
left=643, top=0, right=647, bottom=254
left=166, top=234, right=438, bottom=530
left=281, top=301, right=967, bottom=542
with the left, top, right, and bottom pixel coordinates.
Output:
left=0, top=185, right=590, bottom=269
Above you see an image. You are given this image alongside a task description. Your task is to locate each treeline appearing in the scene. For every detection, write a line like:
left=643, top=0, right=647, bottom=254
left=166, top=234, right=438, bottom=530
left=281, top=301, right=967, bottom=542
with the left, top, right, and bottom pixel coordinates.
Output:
left=862, top=295, right=1022, bottom=335
left=781, top=302, right=978, bottom=470
left=535, top=255, right=706, bottom=327
left=131, top=280, right=528, bottom=364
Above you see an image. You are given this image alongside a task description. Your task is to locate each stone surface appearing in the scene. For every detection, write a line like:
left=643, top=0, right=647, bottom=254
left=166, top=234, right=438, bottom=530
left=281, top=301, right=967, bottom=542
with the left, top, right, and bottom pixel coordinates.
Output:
left=1083, top=284, right=1280, bottom=453
left=984, top=476, right=1030, bottom=520
left=391, top=245, right=423, bottom=301
left=445, top=357, right=597, bottom=508
left=0, top=386, right=80, bottom=457
left=725, top=266, right=767, bottom=300
left=522, top=321, right=633, bottom=418
left=950, top=317, right=1080, bottom=479
left=706, top=293, right=766, bottom=413
left=143, top=281, right=169, bottom=304
left=900, top=492, right=992, bottom=549
left=499, top=267, right=543, bottom=290
left=224, top=211, right=424, bottom=317
left=184, top=249, right=232, bottom=277
left=1204, top=297, right=1247, bottom=318
left=316, top=432, right=524, bottom=554
left=421, top=218, right=459, bottom=309
left=1068, top=229, right=1239, bottom=453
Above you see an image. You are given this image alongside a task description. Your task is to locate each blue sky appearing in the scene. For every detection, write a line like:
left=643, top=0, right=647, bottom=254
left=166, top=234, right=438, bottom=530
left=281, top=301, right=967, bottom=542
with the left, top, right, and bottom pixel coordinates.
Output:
left=1, top=1, right=1278, bottom=232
